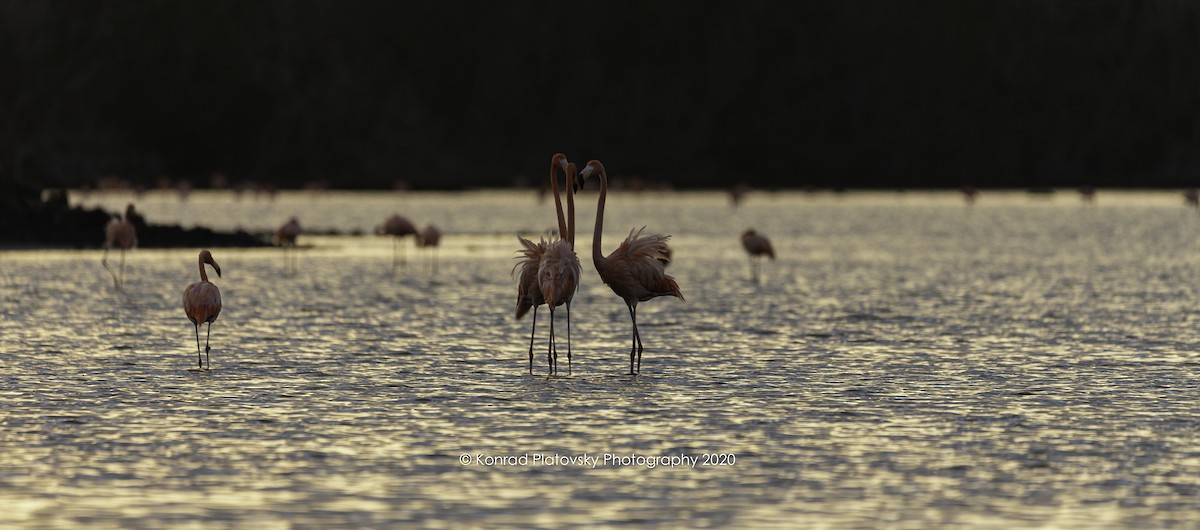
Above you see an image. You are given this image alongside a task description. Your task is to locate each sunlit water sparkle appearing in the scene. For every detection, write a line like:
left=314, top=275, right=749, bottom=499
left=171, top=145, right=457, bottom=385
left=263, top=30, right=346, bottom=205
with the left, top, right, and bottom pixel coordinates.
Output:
left=2, top=190, right=1200, bottom=527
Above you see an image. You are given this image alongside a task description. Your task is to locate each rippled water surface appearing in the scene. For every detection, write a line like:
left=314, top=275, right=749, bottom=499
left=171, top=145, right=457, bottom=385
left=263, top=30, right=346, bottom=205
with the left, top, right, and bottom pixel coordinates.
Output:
left=5, top=190, right=1200, bottom=528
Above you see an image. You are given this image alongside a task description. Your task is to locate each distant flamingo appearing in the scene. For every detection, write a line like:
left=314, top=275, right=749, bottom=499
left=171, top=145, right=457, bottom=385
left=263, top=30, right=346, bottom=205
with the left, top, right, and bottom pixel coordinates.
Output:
left=741, top=229, right=775, bottom=283
left=538, top=160, right=581, bottom=374
left=276, top=217, right=301, bottom=274
left=961, top=185, right=978, bottom=205
left=575, top=160, right=683, bottom=374
left=514, top=153, right=572, bottom=373
left=1187, top=189, right=1200, bottom=209
left=377, top=214, right=418, bottom=272
left=102, top=203, right=139, bottom=288
left=182, top=250, right=222, bottom=369
left=416, top=223, right=441, bottom=271
left=1079, top=186, right=1096, bottom=205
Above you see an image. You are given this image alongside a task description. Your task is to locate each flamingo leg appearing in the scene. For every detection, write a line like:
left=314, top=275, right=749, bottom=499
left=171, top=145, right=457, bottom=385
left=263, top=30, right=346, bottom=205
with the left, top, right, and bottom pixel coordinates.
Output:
left=392, top=238, right=398, bottom=273
left=193, top=323, right=202, bottom=369
left=566, top=300, right=572, bottom=374
left=205, top=322, right=212, bottom=369
left=627, top=304, right=639, bottom=374
left=102, top=247, right=119, bottom=287
left=119, top=249, right=126, bottom=286
left=547, top=307, right=557, bottom=375
left=633, top=305, right=643, bottom=373
left=527, top=306, right=538, bottom=374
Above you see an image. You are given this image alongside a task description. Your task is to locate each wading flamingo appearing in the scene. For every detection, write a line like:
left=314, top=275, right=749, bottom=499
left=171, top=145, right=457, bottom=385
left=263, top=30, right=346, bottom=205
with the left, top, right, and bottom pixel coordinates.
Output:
left=416, top=223, right=441, bottom=272
left=276, top=217, right=301, bottom=274
left=182, top=250, right=222, bottom=369
left=377, top=214, right=418, bottom=272
left=575, top=160, right=683, bottom=374
left=102, top=203, right=138, bottom=287
left=740, top=229, right=775, bottom=283
left=538, top=160, right=581, bottom=374
left=514, top=153, right=571, bottom=373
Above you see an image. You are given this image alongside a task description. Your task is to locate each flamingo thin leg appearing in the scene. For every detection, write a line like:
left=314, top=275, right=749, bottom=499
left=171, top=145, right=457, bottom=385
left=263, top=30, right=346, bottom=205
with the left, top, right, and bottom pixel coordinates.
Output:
left=193, top=323, right=202, bottom=369
left=527, top=307, right=537, bottom=374
left=627, top=304, right=639, bottom=374
left=566, top=301, right=572, bottom=374
left=102, top=248, right=119, bottom=287
left=205, top=322, right=212, bottom=369
left=547, top=307, right=557, bottom=375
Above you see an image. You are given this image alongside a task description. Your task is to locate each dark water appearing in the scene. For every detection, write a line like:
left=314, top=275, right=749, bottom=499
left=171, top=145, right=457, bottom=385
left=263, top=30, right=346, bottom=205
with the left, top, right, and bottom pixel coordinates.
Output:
left=3, top=190, right=1199, bottom=528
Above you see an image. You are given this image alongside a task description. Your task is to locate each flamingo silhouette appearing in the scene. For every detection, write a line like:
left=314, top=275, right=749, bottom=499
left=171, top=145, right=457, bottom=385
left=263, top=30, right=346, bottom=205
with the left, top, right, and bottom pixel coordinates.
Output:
left=377, top=214, right=418, bottom=273
left=740, top=229, right=775, bottom=283
left=276, top=217, right=301, bottom=274
left=575, top=160, right=683, bottom=374
left=102, top=203, right=138, bottom=288
left=416, top=223, right=441, bottom=272
left=514, top=153, right=574, bottom=374
left=538, top=160, right=581, bottom=374
left=182, top=250, right=222, bottom=369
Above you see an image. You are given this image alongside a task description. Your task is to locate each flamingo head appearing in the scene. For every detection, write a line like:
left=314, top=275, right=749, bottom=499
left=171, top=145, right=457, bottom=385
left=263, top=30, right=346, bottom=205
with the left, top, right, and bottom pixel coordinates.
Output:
left=574, top=160, right=603, bottom=192
left=552, top=152, right=568, bottom=172
left=125, top=203, right=137, bottom=219
left=200, top=249, right=222, bottom=278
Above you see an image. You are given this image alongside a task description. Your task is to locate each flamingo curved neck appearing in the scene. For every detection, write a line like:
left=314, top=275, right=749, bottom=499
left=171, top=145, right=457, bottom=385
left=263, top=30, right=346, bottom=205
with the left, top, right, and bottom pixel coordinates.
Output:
left=566, top=168, right=575, bottom=247
left=198, top=259, right=209, bottom=283
left=593, top=168, right=607, bottom=267
left=550, top=159, right=567, bottom=240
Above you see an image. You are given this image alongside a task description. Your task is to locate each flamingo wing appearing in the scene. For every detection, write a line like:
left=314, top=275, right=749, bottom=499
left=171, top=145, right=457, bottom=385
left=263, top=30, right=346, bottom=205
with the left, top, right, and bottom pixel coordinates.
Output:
left=606, top=230, right=684, bottom=302
left=514, top=236, right=547, bottom=318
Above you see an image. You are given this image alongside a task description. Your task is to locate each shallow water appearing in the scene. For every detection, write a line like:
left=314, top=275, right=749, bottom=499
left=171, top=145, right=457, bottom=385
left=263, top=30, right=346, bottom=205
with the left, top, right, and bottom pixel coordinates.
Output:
left=4, top=189, right=1200, bottom=528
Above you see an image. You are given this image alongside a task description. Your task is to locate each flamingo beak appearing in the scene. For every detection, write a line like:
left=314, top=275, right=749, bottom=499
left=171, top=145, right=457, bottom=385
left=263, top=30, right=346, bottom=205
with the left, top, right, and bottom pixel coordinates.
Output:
left=214, top=264, right=222, bottom=278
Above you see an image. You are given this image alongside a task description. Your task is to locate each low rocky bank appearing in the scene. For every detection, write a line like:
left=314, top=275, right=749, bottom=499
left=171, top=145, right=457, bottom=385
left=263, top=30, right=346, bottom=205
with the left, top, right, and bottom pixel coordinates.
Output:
left=1, top=183, right=269, bottom=249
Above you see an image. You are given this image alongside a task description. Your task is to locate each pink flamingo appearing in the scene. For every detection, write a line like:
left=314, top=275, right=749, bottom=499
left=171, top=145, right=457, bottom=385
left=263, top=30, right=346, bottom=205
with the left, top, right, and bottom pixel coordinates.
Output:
left=377, top=214, right=418, bottom=272
left=514, top=153, right=574, bottom=373
left=538, top=160, right=581, bottom=374
left=182, top=250, right=222, bottom=369
left=276, top=217, right=301, bottom=274
left=102, top=203, right=138, bottom=287
left=740, top=229, right=775, bottom=283
left=575, top=160, right=683, bottom=374
left=416, top=223, right=441, bottom=271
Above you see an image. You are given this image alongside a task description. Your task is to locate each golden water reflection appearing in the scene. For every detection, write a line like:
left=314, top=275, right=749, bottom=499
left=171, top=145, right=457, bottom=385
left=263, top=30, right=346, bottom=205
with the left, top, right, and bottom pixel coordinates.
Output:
left=3, top=191, right=1200, bottom=527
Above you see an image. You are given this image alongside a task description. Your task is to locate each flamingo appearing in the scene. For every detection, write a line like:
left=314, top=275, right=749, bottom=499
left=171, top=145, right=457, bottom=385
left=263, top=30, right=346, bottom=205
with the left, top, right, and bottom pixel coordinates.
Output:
left=276, top=217, right=301, bottom=274
left=102, top=203, right=139, bottom=288
left=538, top=160, right=581, bottom=374
left=182, top=250, right=222, bottom=369
left=574, top=160, right=683, bottom=375
left=514, top=153, right=573, bottom=374
left=741, top=229, right=775, bottom=283
left=377, top=214, right=418, bottom=272
left=416, top=223, right=441, bottom=271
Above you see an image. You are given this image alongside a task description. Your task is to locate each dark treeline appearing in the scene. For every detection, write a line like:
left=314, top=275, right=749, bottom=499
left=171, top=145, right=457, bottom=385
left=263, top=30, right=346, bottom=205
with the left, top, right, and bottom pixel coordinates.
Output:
left=2, top=1, right=1199, bottom=190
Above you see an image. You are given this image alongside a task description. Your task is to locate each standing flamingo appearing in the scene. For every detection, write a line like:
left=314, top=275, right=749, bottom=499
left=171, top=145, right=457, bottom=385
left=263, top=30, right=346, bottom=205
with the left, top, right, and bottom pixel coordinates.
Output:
left=182, top=250, right=222, bottom=369
left=276, top=217, right=302, bottom=274
left=377, top=214, right=418, bottom=272
left=416, top=223, right=441, bottom=272
left=102, top=203, right=139, bottom=287
left=741, top=229, right=775, bottom=283
left=575, top=160, right=683, bottom=374
left=538, top=160, right=581, bottom=374
left=514, top=153, right=572, bottom=373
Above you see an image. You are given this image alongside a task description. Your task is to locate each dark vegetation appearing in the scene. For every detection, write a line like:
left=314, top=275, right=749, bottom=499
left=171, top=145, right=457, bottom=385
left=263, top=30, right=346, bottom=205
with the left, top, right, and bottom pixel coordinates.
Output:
left=0, top=182, right=267, bottom=247
left=2, top=1, right=1199, bottom=191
